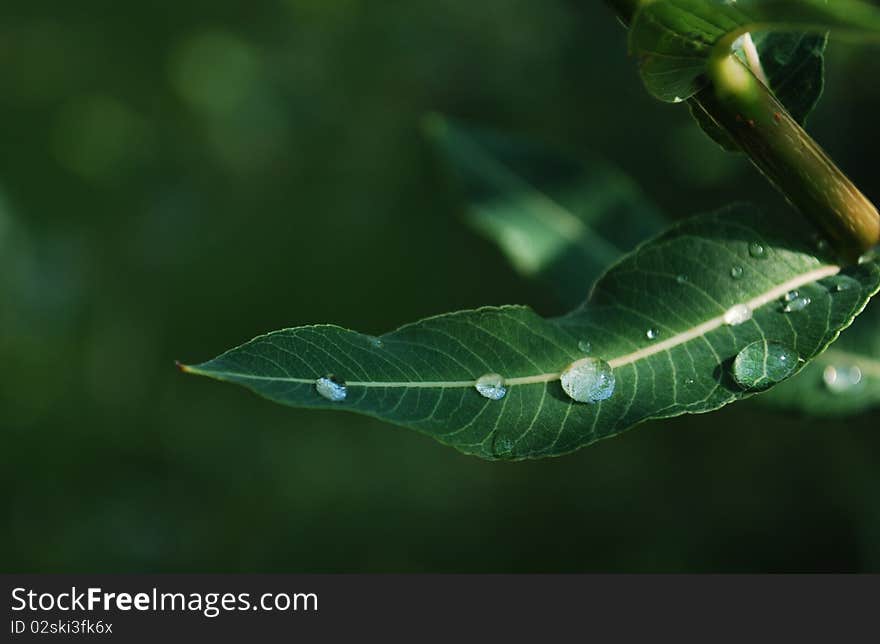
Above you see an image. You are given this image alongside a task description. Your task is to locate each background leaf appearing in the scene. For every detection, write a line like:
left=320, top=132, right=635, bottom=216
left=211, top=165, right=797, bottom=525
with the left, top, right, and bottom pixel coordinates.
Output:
left=184, top=205, right=880, bottom=460
left=759, top=294, right=880, bottom=415
left=426, top=116, right=666, bottom=307
left=630, top=0, right=880, bottom=104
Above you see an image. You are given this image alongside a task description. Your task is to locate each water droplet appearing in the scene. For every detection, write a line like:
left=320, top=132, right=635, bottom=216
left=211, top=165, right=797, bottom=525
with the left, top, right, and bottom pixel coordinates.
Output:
left=782, top=295, right=811, bottom=313
left=315, top=375, right=347, bottom=402
left=560, top=358, right=616, bottom=404
left=858, top=252, right=875, bottom=265
left=823, top=365, right=862, bottom=393
left=672, top=96, right=685, bottom=103
left=748, top=242, right=766, bottom=258
left=730, top=265, right=744, bottom=279
left=646, top=328, right=660, bottom=340
left=676, top=274, right=689, bottom=285
left=369, top=336, right=384, bottom=348
left=723, top=303, right=752, bottom=326
left=475, top=373, right=507, bottom=400
left=492, top=435, right=515, bottom=458
left=684, top=378, right=695, bottom=386
left=832, top=276, right=858, bottom=293
left=732, top=341, right=800, bottom=390
left=577, top=340, right=592, bottom=354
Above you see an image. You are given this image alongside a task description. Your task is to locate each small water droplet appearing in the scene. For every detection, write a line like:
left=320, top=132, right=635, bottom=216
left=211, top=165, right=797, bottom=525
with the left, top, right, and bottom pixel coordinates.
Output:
left=676, top=274, right=689, bottom=285
left=858, top=252, right=875, bottom=265
left=782, top=295, right=811, bottom=313
left=823, top=365, right=862, bottom=393
left=723, top=303, right=752, bottom=326
left=832, top=276, right=858, bottom=292
left=748, top=242, right=766, bottom=259
left=672, top=96, right=685, bottom=103
left=646, top=328, right=660, bottom=340
left=315, top=375, right=347, bottom=402
left=369, top=336, right=384, bottom=348
left=732, top=341, right=800, bottom=390
left=560, top=358, right=616, bottom=404
left=685, top=378, right=695, bottom=386
left=730, top=265, right=744, bottom=279
left=783, top=290, right=799, bottom=302
left=492, top=435, right=515, bottom=458
left=475, top=373, right=507, bottom=400
left=577, top=340, right=592, bottom=354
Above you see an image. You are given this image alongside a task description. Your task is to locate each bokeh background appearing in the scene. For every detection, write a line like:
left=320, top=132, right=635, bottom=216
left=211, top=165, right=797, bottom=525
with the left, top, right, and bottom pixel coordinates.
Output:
left=3, top=0, right=879, bottom=572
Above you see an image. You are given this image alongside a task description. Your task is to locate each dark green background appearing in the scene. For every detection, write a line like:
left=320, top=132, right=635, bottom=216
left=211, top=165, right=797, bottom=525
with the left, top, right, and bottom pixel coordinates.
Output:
left=3, top=1, right=879, bottom=572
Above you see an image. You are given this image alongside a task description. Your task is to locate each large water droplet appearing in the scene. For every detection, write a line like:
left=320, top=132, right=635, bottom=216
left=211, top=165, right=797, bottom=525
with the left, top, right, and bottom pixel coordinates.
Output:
left=823, top=365, right=863, bottom=393
left=646, top=328, right=660, bottom=340
left=723, top=303, right=752, bottom=326
left=315, top=375, right=347, bottom=402
left=560, top=358, right=615, bottom=404
left=732, top=341, right=800, bottom=390
left=577, top=340, right=592, bottom=355
left=730, top=265, right=744, bottom=279
left=782, top=295, right=811, bottom=313
left=748, top=242, right=766, bottom=259
left=475, top=373, right=507, bottom=400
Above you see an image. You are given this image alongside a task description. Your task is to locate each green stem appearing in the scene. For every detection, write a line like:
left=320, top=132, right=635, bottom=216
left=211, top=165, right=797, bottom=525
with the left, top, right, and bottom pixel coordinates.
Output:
left=604, top=0, right=880, bottom=261
left=699, top=55, right=879, bottom=260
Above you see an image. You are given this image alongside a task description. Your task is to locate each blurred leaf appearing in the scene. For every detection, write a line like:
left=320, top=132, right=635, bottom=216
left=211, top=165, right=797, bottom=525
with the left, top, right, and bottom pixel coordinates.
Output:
left=425, top=116, right=666, bottom=307
left=690, top=32, right=828, bottom=151
left=630, top=0, right=880, bottom=104
left=760, top=293, right=880, bottom=416
left=183, top=205, right=880, bottom=460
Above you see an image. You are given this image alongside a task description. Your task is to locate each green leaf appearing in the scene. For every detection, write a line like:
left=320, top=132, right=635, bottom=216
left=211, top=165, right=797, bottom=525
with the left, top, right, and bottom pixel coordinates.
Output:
left=690, top=31, right=828, bottom=151
left=182, top=205, right=880, bottom=460
left=759, top=292, right=880, bottom=416
left=425, top=116, right=666, bottom=307
left=630, top=0, right=880, bottom=104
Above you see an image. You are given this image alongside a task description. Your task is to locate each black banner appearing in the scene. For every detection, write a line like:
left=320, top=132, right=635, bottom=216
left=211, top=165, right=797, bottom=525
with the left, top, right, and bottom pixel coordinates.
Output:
left=3, top=575, right=877, bottom=641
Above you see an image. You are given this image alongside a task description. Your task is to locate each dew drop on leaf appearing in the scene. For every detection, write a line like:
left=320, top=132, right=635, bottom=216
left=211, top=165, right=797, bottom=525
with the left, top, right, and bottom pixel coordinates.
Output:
left=748, top=242, right=766, bottom=258
left=784, top=290, right=800, bottom=302
left=823, top=365, right=863, bottom=393
left=646, top=328, right=660, bottom=340
left=782, top=295, right=811, bottom=313
left=577, top=340, right=592, bottom=355
left=831, top=276, right=858, bottom=293
left=730, top=265, right=744, bottom=279
left=369, top=336, right=384, bottom=348
left=676, top=274, right=689, bottom=285
left=732, top=341, right=800, bottom=390
left=315, top=375, right=347, bottom=402
left=475, top=373, right=507, bottom=400
left=723, top=303, right=752, bottom=326
left=560, top=358, right=615, bottom=404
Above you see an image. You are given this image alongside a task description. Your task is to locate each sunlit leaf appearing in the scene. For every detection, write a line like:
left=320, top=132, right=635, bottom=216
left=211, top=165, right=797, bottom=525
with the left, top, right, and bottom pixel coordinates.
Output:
left=182, top=205, right=880, bottom=460
left=425, top=116, right=665, bottom=307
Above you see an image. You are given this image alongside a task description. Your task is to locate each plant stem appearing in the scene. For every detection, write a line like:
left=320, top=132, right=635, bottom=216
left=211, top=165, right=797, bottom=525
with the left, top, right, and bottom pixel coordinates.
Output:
left=603, top=0, right=880, bottom=261
left=700, top=55, right=879, bottom=260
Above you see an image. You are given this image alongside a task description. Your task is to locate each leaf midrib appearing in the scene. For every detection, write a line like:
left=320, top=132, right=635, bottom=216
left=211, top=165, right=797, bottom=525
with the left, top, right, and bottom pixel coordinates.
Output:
left=186, top=264, right=841, bottom=390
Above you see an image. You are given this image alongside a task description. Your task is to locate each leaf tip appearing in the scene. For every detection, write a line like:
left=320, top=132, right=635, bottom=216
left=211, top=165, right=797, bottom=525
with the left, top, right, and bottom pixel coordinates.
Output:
left=175, top=360, right=195, bottom=374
